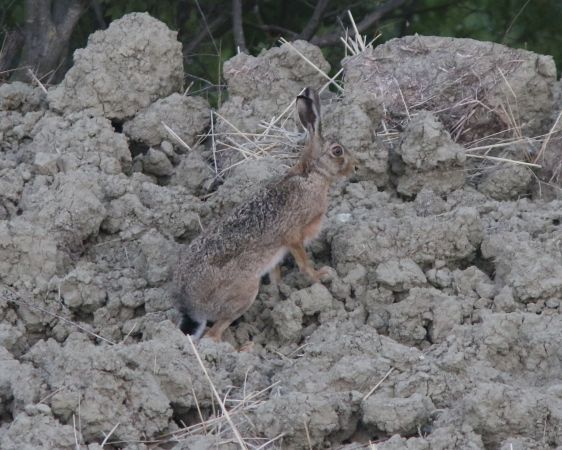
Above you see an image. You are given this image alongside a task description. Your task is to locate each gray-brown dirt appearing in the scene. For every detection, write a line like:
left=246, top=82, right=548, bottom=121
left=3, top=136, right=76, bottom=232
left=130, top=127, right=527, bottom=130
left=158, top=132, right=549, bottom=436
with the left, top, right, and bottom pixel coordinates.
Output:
left=1, top=12, right=562, bottom=450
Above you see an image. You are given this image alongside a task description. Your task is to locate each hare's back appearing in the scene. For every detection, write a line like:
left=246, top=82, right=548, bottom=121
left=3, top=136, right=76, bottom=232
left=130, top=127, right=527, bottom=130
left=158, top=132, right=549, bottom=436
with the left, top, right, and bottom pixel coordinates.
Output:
left=185, top=181, right=294, bottom=266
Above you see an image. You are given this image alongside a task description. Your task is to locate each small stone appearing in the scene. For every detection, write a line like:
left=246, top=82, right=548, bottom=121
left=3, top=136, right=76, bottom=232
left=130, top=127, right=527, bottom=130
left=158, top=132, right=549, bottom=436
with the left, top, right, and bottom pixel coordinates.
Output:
left=362, top=393, right=435, bottom=434
left=546, top=299, right=560, bottom=309
left=143, top=148, right=174, bottom=177
left=493, top=286, right=517, bottom=313
left=375, top=258, right=427, bottom=292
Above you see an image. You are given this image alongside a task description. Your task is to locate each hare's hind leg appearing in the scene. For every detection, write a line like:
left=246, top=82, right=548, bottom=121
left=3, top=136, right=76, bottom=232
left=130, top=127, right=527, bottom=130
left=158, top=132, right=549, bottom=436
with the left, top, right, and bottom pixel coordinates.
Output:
left=204, top=278, right=260, bottom=342
left=205, top=319, right=233, bottom=342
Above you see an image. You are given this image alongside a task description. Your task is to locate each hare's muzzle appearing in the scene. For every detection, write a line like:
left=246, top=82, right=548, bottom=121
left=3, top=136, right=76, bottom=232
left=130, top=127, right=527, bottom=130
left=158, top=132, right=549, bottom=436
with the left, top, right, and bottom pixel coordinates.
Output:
left=341, top=153, right=357, bottom=177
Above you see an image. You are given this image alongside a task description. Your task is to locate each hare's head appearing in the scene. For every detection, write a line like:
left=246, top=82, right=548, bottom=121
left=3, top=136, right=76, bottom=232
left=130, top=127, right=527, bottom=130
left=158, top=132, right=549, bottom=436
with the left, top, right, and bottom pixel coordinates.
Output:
left=297, top=87, right=355, bottom=180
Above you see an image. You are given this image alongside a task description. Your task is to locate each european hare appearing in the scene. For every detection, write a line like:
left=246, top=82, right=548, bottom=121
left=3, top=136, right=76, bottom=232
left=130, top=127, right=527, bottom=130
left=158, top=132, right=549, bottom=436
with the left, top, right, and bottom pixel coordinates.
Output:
left=172, top=87, right=354, bottom=342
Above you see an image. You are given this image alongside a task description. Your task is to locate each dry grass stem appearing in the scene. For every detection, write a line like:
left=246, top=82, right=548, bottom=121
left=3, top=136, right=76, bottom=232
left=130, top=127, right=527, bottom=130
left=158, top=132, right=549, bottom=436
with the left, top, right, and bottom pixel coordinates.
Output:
left=363, top=367, right=395, bottom=401
left=162, top=122, right=192, bottom=151
left=211, top=45, right=346, bottom=171
left=101, top=422, right=121, bottom=447
left=466, top=153, right=541, bottom=168
left=213, top=110, right=263, bottom=152
left=191, top=383, right=207, bottom=434
left=304, top=418, right=313, bottom=450
left=183, top=81, right=195, bottom=96
left=210, top=114, right=303, bottom=176
left=340, top=35, right=356, bottom=55
left=209, top=110, right=219, bottom=174
left=39, top=386, right=65, bottom=404
left=186, top=335, right=247, bottom=449
left=72, top=415, right=80, bottom=450
left=27, top=68, right=48, bottom=94
left=279, top=37, right=343, bottom=92
left=498, top=67, right=517, bottom=99
left=253, top=433, right=286, bottom=449
left=122, top=324, right=136, bottom=342
left=341, top=10, right=380, bottom=56
left=467, top=139, right=533, bottom=152
left=394, top=77, right=411, bottom=119
left=168, top=380, right=280, bottom=445
left=466, top=127, right=520, bottom=146
left=534, top=110, right=562, bottom=164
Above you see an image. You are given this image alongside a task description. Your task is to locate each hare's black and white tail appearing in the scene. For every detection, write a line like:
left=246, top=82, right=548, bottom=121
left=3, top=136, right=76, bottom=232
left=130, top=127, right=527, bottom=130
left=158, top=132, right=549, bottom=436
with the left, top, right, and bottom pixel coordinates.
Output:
left=179, top=313, right=207, bottom=340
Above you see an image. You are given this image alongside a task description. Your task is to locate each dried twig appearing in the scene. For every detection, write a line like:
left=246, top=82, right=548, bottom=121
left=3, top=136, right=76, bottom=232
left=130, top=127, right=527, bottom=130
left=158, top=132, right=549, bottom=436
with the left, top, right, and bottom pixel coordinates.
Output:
left=311, top=0, right=407, bottom=47
left=340, top=10, right=381, bottom=56
left=304, top=418, right=313, bottom=450
left=363, top=367, right=395, bottom=401
left=466, top=153, right=541, bottom=168
left=162, top=122, right=192, bottom=151
left=210, top=110, right=219, bottom=175
left=296, top=0, right=331, bottom=41
left=186, top=336, right=247, bottom=449
left=101, top=423, right=120, bottom=448
left=254, top=433, right=286, bottom=449
left=27, top=68, right=48, bottom=94
left=279, top=37, right=343, bottom=92
left=193, top=0, right=220, bottom=55
left=73, top=415, right=80, bottom=450
left=232, top=0, right=248, bottom=53
left=534, top=110, right=562, bottom=164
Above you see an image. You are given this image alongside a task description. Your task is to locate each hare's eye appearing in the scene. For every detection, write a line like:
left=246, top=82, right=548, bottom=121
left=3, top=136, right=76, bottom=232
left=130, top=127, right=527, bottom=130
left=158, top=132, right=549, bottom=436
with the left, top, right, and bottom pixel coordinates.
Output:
left=331, top=145, right=344, bottom=157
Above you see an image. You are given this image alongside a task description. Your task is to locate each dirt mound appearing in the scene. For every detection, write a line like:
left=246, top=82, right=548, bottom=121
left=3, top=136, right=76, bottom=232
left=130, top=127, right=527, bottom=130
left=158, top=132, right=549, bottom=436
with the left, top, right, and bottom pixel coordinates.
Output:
left=1, top=13, right=562, bottom=449
left=343, top=35, right=558, bottom=142
left=48, top=12, right=184, bottom=119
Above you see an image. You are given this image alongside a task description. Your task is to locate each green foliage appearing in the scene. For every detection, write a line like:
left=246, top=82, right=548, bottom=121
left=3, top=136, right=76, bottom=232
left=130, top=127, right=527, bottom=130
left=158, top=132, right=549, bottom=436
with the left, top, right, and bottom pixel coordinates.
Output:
left=1, top=0, right=560, bottom=93
left=0, top=0, right=24, bottom=28
left=101, top=0, right=178, bottom=25
left=408, top=0, right=562, bottom=67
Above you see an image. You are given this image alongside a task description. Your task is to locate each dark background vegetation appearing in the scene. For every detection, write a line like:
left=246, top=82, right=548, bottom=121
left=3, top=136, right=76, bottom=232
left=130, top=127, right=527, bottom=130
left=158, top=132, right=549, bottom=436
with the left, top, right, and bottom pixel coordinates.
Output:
left=1, top=0, right=560, bottom=99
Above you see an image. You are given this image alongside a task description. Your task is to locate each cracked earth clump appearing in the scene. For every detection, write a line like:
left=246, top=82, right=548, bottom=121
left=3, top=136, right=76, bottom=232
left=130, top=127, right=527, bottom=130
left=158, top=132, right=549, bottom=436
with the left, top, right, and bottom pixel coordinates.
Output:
left=1, top=15, right=562, bottom=450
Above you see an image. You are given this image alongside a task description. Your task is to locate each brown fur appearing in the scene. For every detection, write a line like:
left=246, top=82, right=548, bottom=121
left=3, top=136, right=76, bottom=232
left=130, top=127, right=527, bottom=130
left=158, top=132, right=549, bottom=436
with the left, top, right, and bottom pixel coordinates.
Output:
left=172, top=87, right=355, bottom=342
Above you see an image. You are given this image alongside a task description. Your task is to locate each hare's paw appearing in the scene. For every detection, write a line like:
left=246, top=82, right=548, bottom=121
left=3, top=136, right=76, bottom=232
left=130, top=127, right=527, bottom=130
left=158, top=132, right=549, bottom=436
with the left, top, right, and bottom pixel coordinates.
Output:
left=311, top=265, right=335, bottom=282
left=238, top=341, right=255, bottom=352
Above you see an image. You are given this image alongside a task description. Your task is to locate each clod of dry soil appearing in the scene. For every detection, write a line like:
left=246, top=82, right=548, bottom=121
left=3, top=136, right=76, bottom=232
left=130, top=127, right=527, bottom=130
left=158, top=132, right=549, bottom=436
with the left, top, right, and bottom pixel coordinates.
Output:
left=1, top=12, right=562, bottom=450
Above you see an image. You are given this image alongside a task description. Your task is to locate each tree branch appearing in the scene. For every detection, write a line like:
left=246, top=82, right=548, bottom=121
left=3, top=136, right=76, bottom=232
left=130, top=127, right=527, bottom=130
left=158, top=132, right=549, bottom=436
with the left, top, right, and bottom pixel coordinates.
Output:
left=0, top=28, right=24, bottom=77
left=24, top=0, right=50, bottom=25
left=232, top=0, right=248, bottom=53
left=311, top=0, right=410, bottom=47
left=296, top=0, right=331, bottom=41
left=182, top=12, right=229, bottom=59
left=254, top=23, right=298, bottom=38
left=91, top=0, right=107, bottom=29
left=176, top=0, right=190, bottom=41
left=57, top=0, right=89, bottom=39
left=15, top=0, right=90, bottom=82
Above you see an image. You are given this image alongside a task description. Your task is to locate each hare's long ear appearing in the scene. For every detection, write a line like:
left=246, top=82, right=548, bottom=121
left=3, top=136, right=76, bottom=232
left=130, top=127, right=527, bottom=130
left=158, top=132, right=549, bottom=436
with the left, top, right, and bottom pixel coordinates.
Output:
left=297, top=87, right=322, bottom=137
left=295, top=87, right=322, bottom=174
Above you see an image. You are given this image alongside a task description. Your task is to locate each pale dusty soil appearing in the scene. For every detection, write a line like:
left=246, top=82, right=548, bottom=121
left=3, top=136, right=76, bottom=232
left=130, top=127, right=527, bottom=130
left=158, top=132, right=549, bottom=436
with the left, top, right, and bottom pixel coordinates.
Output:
left=1, top=12, right=562, bottom=450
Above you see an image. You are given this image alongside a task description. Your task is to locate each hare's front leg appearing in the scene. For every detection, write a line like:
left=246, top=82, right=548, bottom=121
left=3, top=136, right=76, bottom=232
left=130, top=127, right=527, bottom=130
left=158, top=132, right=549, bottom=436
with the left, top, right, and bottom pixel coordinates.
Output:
left=269, top=265, right=282, bottom=285
left=288, top=241, right=330, bottom=282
